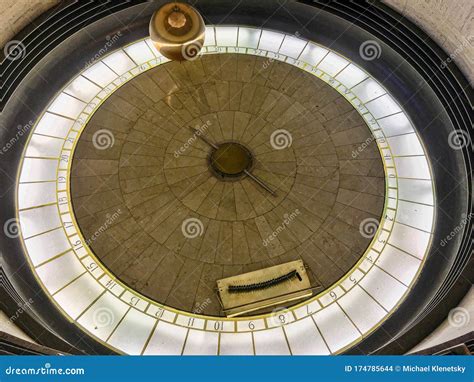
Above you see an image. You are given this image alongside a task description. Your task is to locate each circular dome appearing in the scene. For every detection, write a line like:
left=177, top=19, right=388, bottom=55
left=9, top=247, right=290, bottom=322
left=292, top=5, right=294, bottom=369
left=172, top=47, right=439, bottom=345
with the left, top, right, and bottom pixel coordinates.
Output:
left=11, top=30, right=437, bottom=354
left=69, top=55, right=385, bottom=316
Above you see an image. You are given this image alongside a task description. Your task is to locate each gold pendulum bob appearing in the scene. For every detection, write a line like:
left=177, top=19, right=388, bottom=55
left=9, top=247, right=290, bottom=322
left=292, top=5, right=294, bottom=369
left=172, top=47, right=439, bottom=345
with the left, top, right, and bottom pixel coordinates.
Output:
left=149, top=2, right=205, bottom=61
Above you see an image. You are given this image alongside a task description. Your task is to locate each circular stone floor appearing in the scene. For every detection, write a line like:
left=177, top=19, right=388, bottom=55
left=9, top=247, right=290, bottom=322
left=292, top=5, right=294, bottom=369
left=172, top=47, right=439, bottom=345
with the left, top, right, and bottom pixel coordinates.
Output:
left=70, top=54, right=385, bottom=316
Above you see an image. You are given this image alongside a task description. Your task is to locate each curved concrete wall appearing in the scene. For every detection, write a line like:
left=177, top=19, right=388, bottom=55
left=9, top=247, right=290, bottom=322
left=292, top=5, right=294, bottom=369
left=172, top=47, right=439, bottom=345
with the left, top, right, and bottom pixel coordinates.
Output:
left=384, top=0, right=473, bottom=83
left=0, top=0, right=59, bottom=50
left=1, top=1, right=472, bottom=84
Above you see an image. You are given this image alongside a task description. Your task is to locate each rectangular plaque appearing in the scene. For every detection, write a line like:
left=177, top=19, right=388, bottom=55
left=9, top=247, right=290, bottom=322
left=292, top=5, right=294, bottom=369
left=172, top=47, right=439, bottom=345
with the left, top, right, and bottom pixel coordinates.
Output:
left=217, top=260, right=312, bottom=317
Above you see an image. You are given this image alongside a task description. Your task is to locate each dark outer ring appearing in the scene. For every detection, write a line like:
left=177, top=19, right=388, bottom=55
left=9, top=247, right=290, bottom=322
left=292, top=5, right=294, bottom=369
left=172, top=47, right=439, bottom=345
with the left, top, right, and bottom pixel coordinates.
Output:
left=0, top=0, right=471, bottom=354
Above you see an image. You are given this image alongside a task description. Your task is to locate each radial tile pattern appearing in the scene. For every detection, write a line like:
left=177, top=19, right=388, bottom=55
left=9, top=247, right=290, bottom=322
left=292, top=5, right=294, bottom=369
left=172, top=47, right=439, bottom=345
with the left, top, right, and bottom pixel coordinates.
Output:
left=70, top=54, right=385, bottom=316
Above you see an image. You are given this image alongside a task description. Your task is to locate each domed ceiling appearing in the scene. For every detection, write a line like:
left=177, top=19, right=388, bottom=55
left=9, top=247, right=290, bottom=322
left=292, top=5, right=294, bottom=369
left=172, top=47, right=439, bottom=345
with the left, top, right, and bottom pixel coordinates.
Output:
left=70, top=54, right=384, bottom=315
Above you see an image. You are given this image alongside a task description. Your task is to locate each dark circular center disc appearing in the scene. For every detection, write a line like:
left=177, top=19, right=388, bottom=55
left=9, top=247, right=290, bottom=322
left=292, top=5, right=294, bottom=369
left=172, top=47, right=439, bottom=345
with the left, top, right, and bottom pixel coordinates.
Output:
left=210, top=142, right=253, bottom=179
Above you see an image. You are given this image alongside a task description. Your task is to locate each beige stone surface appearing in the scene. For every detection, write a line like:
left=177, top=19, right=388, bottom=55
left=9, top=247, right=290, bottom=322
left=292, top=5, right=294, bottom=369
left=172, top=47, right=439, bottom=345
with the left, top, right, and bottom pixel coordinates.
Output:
left=0, top=0, right=60, bottom=49
left=384, top=0, right=473, bottom=83
left=71, top=54, right=385, bottom=316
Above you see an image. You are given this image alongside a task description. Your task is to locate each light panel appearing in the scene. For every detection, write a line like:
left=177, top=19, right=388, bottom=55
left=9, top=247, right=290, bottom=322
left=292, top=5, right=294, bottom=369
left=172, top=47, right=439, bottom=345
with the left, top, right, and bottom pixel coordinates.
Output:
left=299, top=43, right=328, bottom=66
left=284, top=317, right=330, bottom=355
left=279, top=35, right=307, bottom=59
left=124, top=41, right=156, bottom=65
left=359, top=266, right=407, bottom=311
left=77, top=292, right=129, bottom=341
left=376, top=244, right=421, bottom=285
left=215, top=26, right=238, bottom=46
left=394, top=156, right=431, bottom=179
left=182, top=330, right=218, bottom=355
left=102, top=50, right=137, bottom=75
left=143, top=321, right=187, bottom=355
left=378, top=112, right=415, bottom=137
left=53, top=273, right=104, bottom=320
left=64, top=76, right=102, bottom=103
left=388, top=222, right=431, bottom=259
left=34, top=112, right=75, bottom=138
left=24, top=228, right=71, bottom=266
left=219, top=332, right=254, bottom=355
left=312, top=303, right=360, bottom=353
left=258, top=30, right=284, bottom=52
left=338, top=286, right=386, bottom=334
left=108, top=308, right=156, bottom=355
left=237, top=27, right=261, bottom=49
left=351, top=78, right=386, bottom=103
left=48, top=93, right=86, bottom=119
left=83, top=62, right=118, bottom=87
left=19, top=204, right=61, bottom=239
left=253, top=327, right=290, bottom=355
left=397, top=178, right=434, bottom=205
left=35, top=251, right=84, bottom=294
left=18, top=182, right=56, bottom=210
left=317, top=52, right=349, bottom=77
left=396, top=200, right=434, bottom=232
left=25, top=134, right=64, bottom=158
left=387, top=133, right=425, bottom=156
left=366, top=94, right=402, bottom=119
left=335, top=64, right=368, bottom=88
